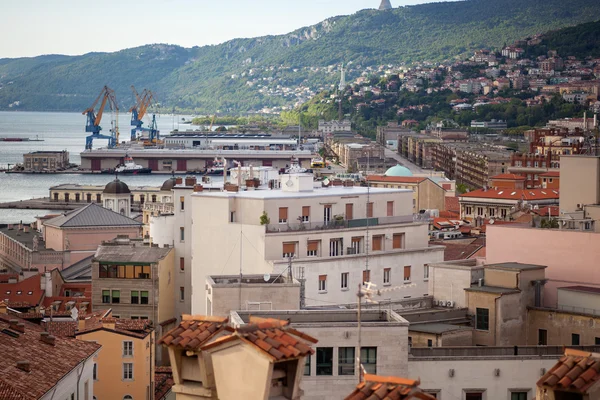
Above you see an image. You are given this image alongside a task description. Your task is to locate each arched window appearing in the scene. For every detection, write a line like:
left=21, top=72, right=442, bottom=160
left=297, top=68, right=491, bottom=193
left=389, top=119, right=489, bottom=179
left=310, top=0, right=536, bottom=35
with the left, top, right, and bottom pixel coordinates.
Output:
left=124, top=396, right=133, bottom=400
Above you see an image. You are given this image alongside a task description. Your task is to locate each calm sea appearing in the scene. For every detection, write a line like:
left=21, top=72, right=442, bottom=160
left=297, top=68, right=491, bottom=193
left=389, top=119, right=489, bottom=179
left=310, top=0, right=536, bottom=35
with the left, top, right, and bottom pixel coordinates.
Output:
left=0, top=111, right=201, bottom=223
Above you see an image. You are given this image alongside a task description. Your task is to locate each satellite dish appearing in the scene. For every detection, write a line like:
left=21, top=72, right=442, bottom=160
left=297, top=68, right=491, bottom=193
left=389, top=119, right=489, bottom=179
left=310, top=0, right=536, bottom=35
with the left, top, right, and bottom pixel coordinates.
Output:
left=263, top=273, right=271, bottom=282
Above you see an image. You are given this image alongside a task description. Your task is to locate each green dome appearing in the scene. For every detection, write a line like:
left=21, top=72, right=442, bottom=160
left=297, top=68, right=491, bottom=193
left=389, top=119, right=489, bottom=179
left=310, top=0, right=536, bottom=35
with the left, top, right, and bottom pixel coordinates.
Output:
left=384, top=164, right=413, bottom=177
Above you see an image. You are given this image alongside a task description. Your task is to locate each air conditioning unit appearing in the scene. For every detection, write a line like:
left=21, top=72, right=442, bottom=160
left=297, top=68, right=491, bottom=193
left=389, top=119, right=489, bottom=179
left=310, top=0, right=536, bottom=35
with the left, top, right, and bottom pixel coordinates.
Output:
left=446, top=301, right=455, bottom=308
left=432, top=300, right=439, bottom=306
left=438, top=300, right=447, bottom=307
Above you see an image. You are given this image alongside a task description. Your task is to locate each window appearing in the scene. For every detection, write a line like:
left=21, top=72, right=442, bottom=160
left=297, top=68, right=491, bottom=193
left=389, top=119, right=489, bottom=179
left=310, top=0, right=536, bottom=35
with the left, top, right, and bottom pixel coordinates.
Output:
left=465, top=206, right=472, bottom=215
left=124, top=396, right=133, bottom=400
left=392, top=233, right=404, bottom=249
left=304, top=355, right=311, bottom=376
left=180, top=227, right=185, bottom=242
left=351, top=237, right=362, bottom=254
left=93, top=363, right=98, bottom=380
left=476, top=308, right=489, bottom=331
left=363, top=270, right=370, bottom=284
left=131, top=291, right=139, bottom=304
left=329, top=238, right=343, bottom=256
left=427, top=339, right=433, bottom=347
left=123, top=341, right=133, bottom=357
left=316, top=347, right=333, bottom=375
left=387, top=201, right=394, bottom=217
left=323, top=205, right=332, bottom=224
left=230, top=211, right=235, bottom=223
left=151, top=195, right=157, bottom=203
left=501, top=208, right=507, bottom=218
left=489, top=208, right=495, bottom=217
left=476, top=207, right=484, bottom=216
left=572, top=333, right=580, bottom=346
left=361, top=347, right=377, bottom=374
left=596, top=337, right=600, bottom=345
left=367, top=202, right=374, bottom=218
left=372, top=235, right=383, bottom=251
left=403, top=266, right=411, bottom=282
left=180, top=287, right=185, bottom=301
left=345, top=203, right=354, bottom=220
left=180, top=257, right=185, bottom=271
left=111, top=290, right=120, bottom=304
left=465, top=393, right=483, bottom=400
left=408, top=337, right=412, bottom=348
left=140, top=291, right=149, bottom=305
left=338, top=347, right=355, bottom=375
left=180, top=196, right=185, bottom=211
left=383, top=268, right=391, bottom=285
left=302, top=206, right=310, bottom=222
left=424, top=264, right=430, bottom=280
left=279, top=207, right=288, bottom=223
left=511, top=392, right=527, bottom=400
left=96, top=194, right=102, bottom=203
left=123, top=363, right=133, bottom=380
left=341, top=272, right=349, bottom=290
left=538, top=329, right=547, bottom=345
left=282, top=242, right=296, bottom=258
left=307, top=240, right=319, bottom=257
left=318, top=275, right=327, bottom=292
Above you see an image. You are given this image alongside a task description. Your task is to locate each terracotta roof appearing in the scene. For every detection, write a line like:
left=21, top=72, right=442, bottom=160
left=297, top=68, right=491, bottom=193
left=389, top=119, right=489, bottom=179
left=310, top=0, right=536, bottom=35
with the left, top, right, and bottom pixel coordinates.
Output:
left=439, top=210, right=459, bottom=218
left=0, top=274, right=19, bottom=284
left=433, top=218, right=463, bottom=230
left=366, top=175, right=427, bottom=184
left=537, top=349, right=600, bottom=393
left=43, top=321, right=78, bottom=337
left=158, top=315, right=228, bottom=350
left=0, top=274, right=44, bottom=309
left=533, top=206, right=560, bottom=217
left=344, top=374, right=436, bottom=400
left=201, top=317, right=317, bottom=361
left=0, top=380, right=25, bottom=400
left=155, top=366, right=175, bottom=400
left=76, top=316, right=152, bottom=339
left=445, top=197, right=460, bottom=213
left=540, top=171, right=560, bottom=177
left=42, top=296, right=91, bottom=314
left=0, top=313, right=100, bottom=399
left=460, top=188, right=559, bottom=200
left=491, top=173, right=526, bottom=180
left=430, top=238, right=486, bottom=261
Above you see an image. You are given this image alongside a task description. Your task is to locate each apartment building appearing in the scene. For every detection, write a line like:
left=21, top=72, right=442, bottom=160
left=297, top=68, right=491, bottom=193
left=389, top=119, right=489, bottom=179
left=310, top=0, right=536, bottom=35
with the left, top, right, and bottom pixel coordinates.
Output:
left=190, top=173, right=444, bottom=315
left=366, top=175, right=449, bottom=213
left=319, top=119, right=352, bottom=134
left=90, top=239, right=175, bottom=365
left=456, top=148, right=511, bottom=189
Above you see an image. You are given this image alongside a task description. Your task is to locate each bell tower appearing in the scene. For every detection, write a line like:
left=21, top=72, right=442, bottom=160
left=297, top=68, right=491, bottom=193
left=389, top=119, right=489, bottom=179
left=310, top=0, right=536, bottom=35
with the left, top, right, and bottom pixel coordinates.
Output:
left=379, top=0, right=392, bottom=10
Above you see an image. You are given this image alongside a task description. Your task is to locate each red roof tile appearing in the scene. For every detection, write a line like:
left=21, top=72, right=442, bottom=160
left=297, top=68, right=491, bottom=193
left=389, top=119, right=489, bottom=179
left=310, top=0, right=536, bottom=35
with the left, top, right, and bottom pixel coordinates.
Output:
left=155, top=366, right=175, bottom=400
left=539, top=171, right=560, bottom=178
left=367, top=175, right=427, bottom=184
left=445, top=197, right=460, bottom=213
left=344, top=374, right=436, bottom=400
left=0, top=275, right=44, bottom=309
left=460, top=188, right=559, bottom=200
left=538, top=349, right=600, bottom=394
left=44, top=321, right=78, bottom=338
left=533, top=206, right=560, bottom=217
left=0, top=313, right=100, bottom=399
left=491, top=173, right=526, bottom=180
left=439, top=210, right=460, bottom=218
left=158, top=315, right=228, bottom=350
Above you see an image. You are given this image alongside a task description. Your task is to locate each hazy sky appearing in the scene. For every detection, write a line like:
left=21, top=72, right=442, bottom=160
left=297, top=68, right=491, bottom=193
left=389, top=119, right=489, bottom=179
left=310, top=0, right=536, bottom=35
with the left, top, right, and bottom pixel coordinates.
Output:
left=1, top=0, right=439, bottom=58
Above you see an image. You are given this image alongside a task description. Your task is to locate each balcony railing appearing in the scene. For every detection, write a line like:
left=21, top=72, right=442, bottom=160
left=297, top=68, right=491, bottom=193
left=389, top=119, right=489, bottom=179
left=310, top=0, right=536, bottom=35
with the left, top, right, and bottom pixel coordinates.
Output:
left=409, top=345, right=600, bottom=358
left=266, top=214, right=430, bottom=233
left=143, top=202, right=175, bottom=214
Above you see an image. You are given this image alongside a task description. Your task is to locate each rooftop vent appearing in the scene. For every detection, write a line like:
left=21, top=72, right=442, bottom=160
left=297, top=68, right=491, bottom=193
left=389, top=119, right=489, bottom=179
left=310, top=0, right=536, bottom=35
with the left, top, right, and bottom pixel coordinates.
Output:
left=8, top=319, right=24, bottom=333
left=40, top=332, right=56, bottom=346
left=16, top=360, right=30, bottom=373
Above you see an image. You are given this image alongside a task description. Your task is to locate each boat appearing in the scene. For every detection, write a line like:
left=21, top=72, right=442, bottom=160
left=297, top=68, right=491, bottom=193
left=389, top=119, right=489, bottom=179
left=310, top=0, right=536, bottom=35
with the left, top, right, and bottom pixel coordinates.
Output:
left=205, top=157, right=225, bottom=175
left=0, top=135, right=45, bottom=142
left=284, top=156, right=309, bottom=174
left=109, top=154, right=152, bottom=174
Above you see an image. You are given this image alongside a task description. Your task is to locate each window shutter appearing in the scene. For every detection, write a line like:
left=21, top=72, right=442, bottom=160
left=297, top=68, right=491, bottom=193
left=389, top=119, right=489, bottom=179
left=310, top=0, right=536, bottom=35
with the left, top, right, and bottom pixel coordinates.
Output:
left=307, top=241, right=319, bottom=252
left=387, top=201, right=394, bottom=217
left=393, top=234, right=403, bottom=249
left=367, top=202, right=374, bottom=218
left=372, top=236, right=382, bottom=251
left=282, top=243, right=296, bottom=254
left=279, top=207, right=288, bottom=220
left=352, top=236, right=362, bottom=243
left=362, top=270, right=370, bottom=283
left=319, top=275, right=327, bottom=281
left=302, top=206, right=310, bottom=217
left=346, top=203, right=354, bottom=220
left=404, top=266, right=411, bottom=280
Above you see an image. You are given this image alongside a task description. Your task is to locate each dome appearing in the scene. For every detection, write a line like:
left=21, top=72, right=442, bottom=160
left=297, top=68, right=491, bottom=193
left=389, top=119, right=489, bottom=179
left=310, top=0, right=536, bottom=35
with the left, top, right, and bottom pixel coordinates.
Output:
left=103, top=178, right=131, bottom=194
left=160, top=177, right=177, bottom=192
left=384, top=164, right=413, bottom=177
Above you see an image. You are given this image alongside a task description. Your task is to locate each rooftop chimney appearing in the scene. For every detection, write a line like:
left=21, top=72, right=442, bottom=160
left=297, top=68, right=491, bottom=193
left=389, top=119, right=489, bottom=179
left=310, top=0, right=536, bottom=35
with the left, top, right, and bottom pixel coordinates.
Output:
left=0, top=301, right=7, bottom=314
left=40, top=332, right=56, bottom=346
left=9, top=319, right=24, bottom=333
left=185, top=176, right=196, bottom=187
left=193, top=184, right=204, bottom=192
left=175, top=177, right=183, bottom=185
left=16, top=361, right=30, bottom=373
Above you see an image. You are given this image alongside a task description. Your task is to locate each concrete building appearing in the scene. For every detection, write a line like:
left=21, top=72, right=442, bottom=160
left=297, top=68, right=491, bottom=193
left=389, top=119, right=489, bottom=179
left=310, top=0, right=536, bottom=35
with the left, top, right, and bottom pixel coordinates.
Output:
left=190, top=173, right=444, bottom=315
left=0, top=311, right=101, bottom=400
left=376, top=122, right=413, bottom=147
left=23, top=150, right=69, bottom=171
left=559, top=155, right=600, bottom=232
left=318, top=119, right=352, bottom=134
left=408, top=323, right=473, bottom=347
left=206, top=274, right=300, bottom=316
left=456, top=148, right=511, bottom=189
left=76, top=314, right=155, bottom=400
left=91, top=239, right=176, bottom=365
left=50, top=183, right=163, bottom=206
left=429, top=259, right=484, bottom=309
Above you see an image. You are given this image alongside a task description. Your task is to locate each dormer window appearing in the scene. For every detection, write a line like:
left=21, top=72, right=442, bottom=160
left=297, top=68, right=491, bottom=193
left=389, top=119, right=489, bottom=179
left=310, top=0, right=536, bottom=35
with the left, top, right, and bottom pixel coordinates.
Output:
left=27, top=291, right=33, bottom=295
left=16, top=291, right=22, bottom=295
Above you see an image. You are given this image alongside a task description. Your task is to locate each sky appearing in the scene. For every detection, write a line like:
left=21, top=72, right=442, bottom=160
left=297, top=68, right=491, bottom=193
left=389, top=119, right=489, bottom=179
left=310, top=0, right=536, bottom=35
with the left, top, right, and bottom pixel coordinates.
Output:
left=0, top=0, right=441, bottom=59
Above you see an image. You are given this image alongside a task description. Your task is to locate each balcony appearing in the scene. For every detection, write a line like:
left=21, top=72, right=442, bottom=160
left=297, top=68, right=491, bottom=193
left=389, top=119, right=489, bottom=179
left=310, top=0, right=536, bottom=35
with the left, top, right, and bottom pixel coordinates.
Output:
left=143, top=202, right=175, bottom=214
left=266, top=214, right=430, bottom=233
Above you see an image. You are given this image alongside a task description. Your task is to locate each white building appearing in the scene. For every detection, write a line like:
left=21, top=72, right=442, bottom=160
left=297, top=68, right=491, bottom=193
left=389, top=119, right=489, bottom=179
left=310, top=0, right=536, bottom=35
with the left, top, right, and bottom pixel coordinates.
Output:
left=318, top=119, right=352, bottom=134
left=190, top=172, right=444, bottom=315
left=102, top=178, right=131, bottom=217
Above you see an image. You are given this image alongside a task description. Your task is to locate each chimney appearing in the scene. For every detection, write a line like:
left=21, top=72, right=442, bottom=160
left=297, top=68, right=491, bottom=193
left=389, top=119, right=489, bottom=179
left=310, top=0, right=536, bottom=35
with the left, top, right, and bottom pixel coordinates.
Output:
left=40, top=332, right=56, bottom=346
left=101, top=318, right=116, bottom=330
left=193, top=184, right=204, bottom=193
left=185, top=176, right=196, bottom=187
left=16, top=361, right=30, bottom=373
left=23, top=226, right=29, bottom=233
left=78, top=316, right=86, bottom=331
left=0, top=301, right=7, bottom=314
left=175, top=177, right=183, bottom=185
left=9, top=319, right=25, bottom=332
left=478, top=278, right=484, bottom=287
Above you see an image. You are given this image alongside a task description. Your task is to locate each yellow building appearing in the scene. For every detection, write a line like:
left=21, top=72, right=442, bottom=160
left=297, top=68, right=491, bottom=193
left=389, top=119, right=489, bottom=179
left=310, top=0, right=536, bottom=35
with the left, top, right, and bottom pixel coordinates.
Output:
left=76, top=313, right=155, bottom=400
left=367, top=174, right=450, bottom=213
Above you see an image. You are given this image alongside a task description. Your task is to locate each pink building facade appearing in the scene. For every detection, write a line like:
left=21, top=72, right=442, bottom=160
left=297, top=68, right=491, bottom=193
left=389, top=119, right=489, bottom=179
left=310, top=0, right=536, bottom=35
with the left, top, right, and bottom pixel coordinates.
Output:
left=486, top=225, right=600, bottom=307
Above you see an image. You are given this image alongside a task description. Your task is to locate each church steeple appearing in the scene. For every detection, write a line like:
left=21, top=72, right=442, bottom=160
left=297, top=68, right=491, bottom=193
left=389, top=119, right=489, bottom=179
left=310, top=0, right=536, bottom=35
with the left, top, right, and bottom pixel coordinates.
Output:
left=379, top=0, right=392, bottom=10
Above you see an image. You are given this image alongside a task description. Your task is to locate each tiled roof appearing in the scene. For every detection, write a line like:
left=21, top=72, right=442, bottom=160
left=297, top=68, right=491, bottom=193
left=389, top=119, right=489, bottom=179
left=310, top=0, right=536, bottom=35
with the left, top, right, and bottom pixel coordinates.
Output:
left=76, top=316, right=152, bottom=339
left=202, top=317, right=317, bottom=361
left=460, top=188, right=559, bottom=200
left=491, top=173, right=526, bottom=180
left=42, top=296, right=91, bottom=314
left=445, top=196, right=460, bottom=213
left=0, top=380, right=25, bottom=400
left=537, top=349, right=600, bottom=393
left=533, top=206, right=560, bottom=217
left=44, top=203, right=142, bottom=228
left=94, top=244, right=172, bottom=263
left=0, top=274, right=44, bottom=309
left=430, top=238, right=485, bottom=261
left=0, top=313, right=100, bottom=399
left=158, top=315, right=228, bottom=350
left=438, top=210, right=459, bottom=218
left=155, top=366, right=175, bottom=400
left=366, top=175, right=427, bottom=184
left=344, top=374, right=436, bottom=400
left=44, top=321, right=78, bottom=338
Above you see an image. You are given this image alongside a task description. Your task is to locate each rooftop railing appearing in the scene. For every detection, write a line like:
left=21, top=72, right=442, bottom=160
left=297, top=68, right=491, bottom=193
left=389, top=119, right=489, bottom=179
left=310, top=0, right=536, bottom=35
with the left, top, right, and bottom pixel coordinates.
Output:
left=409, top=345, right=600, bottom=358
left=266, top=213, right=431, bottom=233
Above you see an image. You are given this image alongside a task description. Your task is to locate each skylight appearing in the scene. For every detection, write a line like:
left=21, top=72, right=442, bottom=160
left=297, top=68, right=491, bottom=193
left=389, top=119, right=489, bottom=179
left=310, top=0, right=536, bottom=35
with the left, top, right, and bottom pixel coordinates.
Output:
left=511, top=192, right=517, bottom=196
left=541, top=191, right=547, bottom=195
left=498, top=191, right=504, bottom=195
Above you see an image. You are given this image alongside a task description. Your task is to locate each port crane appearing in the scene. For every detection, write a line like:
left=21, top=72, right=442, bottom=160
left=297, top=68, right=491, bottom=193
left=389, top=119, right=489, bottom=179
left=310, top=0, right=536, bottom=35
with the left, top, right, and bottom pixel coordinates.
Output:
left=83, top=85, right=119, bottom=150
left=129, top=85, right=159, bottom=144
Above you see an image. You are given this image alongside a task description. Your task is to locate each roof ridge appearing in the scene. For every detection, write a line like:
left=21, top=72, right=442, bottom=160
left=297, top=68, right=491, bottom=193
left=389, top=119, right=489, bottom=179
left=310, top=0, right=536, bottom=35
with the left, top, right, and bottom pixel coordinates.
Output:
left=364, top=373, right=420, bottom=387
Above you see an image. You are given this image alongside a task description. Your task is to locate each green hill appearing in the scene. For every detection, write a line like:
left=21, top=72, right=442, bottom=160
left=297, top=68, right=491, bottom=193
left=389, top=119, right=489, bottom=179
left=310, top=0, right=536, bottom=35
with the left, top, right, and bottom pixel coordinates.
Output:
left=1, top=0, right=600, bottom=113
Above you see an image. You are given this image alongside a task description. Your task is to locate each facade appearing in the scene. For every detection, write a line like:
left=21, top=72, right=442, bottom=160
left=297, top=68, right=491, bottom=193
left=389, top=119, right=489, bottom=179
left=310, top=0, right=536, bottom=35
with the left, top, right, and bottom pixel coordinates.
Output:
left=190, top=174, right=444, bottom=315
left=429, top=259, right=484, bottom=309
left=366, top=175, right=449, bottom=213
left=318, top=119, right=352, bottom=134
left=50, top=183, right=163, bottom=205
left=76, top=316, right=155, bottom=400
left=470, top=120, right=508, bottom=130
left=540, top=171, right=560, bottom=189
left=102, top=178, right=132, bottom=217
left=23, top=150, right=69, bottom=171
left=90, top=240, right=176, bottom=365
left=559, top=155, right=600, bottom=232
left=164, top=132, right=298, bottom=150
left=456, top=149, right=511, bottom=189
left=0, top=311, right=101, bottom=400
left=408, top=323, right=473, bottom=347
left=376, top=122, right=413, bottom=146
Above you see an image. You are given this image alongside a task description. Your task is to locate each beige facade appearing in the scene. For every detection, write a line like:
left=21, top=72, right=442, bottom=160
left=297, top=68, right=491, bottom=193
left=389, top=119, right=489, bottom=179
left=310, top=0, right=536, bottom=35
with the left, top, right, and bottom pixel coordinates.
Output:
left=191, top=175, right=444, bottom=314
left=559, top=155, right=600, bottom=233
left=367, top=176, right=449, bottom=213
left=408, top=325, right=473, bottom=347
left=50, top=183, right=164, bottom=205
left=456, top=149, right=511, bottom=189
left=527, top=308, right=600, bottom=346
left=23, top=150, right=69, bottom=171
left=429, top=259, right=484, bottom=309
